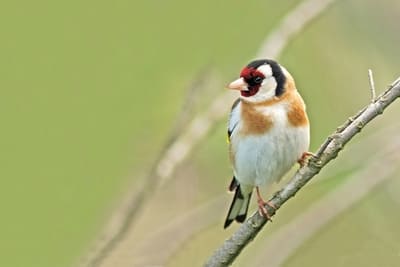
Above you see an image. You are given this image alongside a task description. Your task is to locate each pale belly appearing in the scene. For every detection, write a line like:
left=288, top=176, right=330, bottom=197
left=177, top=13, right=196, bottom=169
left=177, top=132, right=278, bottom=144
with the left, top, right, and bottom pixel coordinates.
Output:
left=231, top=125, right=309, bottom=187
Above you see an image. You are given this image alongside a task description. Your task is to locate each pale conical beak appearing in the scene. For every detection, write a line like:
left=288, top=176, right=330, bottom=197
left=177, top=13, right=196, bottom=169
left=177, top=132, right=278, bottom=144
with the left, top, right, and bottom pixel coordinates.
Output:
left=226, top=77, right=248, bottom=91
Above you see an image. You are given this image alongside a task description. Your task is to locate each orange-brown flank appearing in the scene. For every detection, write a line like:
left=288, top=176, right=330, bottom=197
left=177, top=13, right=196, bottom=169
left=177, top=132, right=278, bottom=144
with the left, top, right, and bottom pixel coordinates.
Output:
left=283, top=73, right=309, bottom=127
left=287, top=96, right=308, bottom=126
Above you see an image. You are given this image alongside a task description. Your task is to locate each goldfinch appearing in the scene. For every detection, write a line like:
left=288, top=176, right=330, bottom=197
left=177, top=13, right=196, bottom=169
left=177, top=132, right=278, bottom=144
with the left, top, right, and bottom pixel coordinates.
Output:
left=224, top=59, right=310, bottom=228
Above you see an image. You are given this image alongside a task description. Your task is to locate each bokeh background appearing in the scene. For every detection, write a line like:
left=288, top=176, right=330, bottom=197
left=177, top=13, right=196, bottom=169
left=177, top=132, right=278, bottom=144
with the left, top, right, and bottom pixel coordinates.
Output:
left=1, top=0, right=400, bottom=267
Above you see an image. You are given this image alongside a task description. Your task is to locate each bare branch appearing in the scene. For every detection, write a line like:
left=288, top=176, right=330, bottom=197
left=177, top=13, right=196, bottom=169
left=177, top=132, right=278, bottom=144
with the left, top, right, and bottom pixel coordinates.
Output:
left=368, top=69, right=376, bottom=102
left=204, top=76, right=400, bottom=267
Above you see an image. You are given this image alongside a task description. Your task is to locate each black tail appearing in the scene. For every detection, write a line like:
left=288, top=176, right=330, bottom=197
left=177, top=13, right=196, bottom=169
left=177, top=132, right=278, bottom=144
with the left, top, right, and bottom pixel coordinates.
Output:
left=224, top=184, right=252, bottom=229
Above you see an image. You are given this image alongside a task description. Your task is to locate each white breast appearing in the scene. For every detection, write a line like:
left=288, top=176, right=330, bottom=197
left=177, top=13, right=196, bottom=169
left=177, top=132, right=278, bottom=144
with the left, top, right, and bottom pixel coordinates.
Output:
left=230, top=102, right=309, bottom=187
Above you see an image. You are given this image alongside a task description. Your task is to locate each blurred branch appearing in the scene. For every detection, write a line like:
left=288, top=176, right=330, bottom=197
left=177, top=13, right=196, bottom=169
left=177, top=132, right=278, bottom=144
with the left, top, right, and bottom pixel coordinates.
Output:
left=82, top=69, right=214, bottom=267
left=257, top=0, right=337, bottom=58
left=204, top=76, right=400, bottom=267
left=170, top=67, right=214, bottom=138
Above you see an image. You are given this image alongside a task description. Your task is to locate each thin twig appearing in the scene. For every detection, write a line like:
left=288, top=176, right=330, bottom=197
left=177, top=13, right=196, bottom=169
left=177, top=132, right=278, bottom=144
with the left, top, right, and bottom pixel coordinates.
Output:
left=204, top=76, right=400, bottom=267
left=368, top=69, right=376, bottom=102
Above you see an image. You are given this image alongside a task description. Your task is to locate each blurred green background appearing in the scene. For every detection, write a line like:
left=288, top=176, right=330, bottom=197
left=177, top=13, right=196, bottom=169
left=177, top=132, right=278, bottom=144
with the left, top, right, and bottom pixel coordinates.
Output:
left=1, top=0, right=400, bottom=267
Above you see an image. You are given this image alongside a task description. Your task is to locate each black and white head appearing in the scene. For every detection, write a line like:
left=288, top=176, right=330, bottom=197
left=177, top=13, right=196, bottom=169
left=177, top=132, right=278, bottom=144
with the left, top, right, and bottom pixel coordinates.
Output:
left=227, top=59, right=292, bottom=103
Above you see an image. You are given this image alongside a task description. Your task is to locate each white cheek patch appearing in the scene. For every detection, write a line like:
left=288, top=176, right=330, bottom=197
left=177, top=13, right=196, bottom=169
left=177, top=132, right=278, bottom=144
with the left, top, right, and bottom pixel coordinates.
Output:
left=257, top=64, right=273, bottom=78
left=260, top=77, right=278, bottom=99
left=262, top=76, right=277, bottom=92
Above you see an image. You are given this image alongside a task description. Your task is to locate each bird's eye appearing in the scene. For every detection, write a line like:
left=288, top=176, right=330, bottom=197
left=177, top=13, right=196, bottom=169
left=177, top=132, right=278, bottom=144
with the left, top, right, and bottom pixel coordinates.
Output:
left=253, top=76, right=263, bottom=84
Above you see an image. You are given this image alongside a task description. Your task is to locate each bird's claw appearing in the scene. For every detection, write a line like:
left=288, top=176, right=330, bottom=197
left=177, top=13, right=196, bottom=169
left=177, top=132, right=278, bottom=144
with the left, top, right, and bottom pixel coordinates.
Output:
left=257, top=200, right=276, bottom=221
left=298, top=151, right=316, bottom=166
left=256, top=186, right=276, bottom=221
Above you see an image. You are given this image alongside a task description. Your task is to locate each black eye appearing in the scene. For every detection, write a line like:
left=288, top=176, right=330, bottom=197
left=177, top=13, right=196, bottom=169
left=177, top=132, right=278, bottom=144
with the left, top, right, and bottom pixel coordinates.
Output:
left=253, top=76, right=263, bottom=84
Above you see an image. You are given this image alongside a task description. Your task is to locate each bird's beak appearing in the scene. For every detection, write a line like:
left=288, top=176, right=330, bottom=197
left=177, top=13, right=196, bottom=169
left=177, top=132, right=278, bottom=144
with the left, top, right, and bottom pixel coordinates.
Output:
left=226, top=77, right=248, bottom=91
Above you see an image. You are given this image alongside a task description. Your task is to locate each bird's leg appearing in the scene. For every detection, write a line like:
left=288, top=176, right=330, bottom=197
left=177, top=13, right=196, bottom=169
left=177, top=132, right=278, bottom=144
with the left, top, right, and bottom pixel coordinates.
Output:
left=297, top=151, right=316, bottom=167
left=256, top=186, right=276, bottom=220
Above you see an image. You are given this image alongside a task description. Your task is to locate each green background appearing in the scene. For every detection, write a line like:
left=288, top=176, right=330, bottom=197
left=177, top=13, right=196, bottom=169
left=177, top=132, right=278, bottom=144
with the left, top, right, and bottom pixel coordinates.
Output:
left=1, top=0, right=399, bottom=266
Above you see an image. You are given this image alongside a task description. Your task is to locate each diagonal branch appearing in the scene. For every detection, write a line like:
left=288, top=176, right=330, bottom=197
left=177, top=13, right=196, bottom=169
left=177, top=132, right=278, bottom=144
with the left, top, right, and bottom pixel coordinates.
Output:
left=204, top=76, right=400, bottom=267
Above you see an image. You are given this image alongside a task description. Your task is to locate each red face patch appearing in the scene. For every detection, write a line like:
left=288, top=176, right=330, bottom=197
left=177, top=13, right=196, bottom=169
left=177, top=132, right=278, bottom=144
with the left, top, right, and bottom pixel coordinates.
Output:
left=239, top=67, right=265, bottom=97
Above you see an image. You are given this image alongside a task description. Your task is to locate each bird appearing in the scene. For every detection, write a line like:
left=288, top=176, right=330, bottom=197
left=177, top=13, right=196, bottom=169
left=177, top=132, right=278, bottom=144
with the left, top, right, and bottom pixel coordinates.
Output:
left=224, top=59, right=311, bottom=228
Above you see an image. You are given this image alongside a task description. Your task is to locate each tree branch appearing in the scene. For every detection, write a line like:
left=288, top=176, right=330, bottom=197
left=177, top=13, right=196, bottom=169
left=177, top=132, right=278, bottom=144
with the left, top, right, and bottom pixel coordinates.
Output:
left=204, top=76, right=400, bottom=267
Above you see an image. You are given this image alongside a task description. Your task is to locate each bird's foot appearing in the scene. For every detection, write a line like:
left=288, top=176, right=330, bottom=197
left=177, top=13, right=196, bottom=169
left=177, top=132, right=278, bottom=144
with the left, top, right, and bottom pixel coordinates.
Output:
left=256, top=187, right=276, bottom=221
left=297, top=151, right=316, bottom=167
left=257, top=199, right=276, bottom=221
